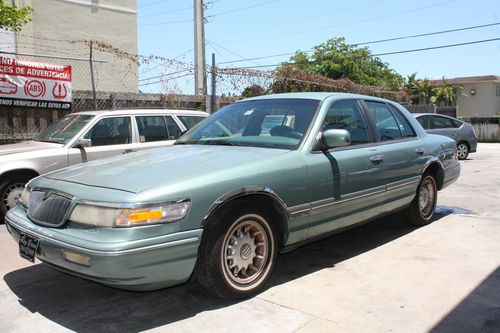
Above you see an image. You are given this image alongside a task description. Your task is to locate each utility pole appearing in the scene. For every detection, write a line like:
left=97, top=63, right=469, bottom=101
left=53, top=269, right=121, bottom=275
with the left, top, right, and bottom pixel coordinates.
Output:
left=194, top=0, right=207, bottom=96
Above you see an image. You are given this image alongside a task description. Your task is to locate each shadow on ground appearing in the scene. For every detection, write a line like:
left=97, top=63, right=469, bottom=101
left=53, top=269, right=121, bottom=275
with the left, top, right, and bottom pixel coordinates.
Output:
left=430, top=265, right=500, bottom=333
left=4, top=213, right=445, bottom=332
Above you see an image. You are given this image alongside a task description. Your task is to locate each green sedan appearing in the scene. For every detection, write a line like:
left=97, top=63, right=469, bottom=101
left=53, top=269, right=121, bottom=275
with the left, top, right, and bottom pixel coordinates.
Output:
left=5, top=93, right=460, bottom=299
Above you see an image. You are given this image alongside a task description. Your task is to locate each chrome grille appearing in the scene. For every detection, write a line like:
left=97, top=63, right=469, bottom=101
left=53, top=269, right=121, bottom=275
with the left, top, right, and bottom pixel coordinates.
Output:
left=28, top=190, right=72, bottom=227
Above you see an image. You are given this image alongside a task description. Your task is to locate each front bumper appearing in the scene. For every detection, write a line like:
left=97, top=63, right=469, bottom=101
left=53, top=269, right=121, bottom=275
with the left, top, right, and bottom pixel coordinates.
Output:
left=5, top=206, right=203, bottom=291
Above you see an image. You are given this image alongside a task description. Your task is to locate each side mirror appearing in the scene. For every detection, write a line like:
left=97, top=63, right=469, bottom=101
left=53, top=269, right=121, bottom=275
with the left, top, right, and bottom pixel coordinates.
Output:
left=74, top=138, right=92, bottom=149
left=322, top=129, right=351, bottom=149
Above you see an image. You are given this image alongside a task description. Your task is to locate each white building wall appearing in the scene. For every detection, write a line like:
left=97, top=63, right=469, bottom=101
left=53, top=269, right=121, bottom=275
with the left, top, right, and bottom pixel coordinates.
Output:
left=13, top=0, right=138, bottom=93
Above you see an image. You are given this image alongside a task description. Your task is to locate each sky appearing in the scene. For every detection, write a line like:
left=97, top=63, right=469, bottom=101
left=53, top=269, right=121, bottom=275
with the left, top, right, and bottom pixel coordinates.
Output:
left=137, top=0, right=500, bottom=83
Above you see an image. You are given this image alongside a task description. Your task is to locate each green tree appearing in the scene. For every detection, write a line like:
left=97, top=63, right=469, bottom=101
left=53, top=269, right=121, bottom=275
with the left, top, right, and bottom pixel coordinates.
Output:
left=403, top=72, right=420, bottom=105
left=414, top=79, right=434, bottom=105
left=281, top=37, right=403, bottom=91
left=241, top=84, right=266, bottom=98
left=431, top=78, right=460, bottom=106
left=0, top=0, right=33, bottom=31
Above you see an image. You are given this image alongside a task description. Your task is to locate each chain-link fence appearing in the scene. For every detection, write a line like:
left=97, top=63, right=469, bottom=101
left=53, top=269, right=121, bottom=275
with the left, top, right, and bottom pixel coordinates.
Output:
left=0, top=43, right=404, bottom=141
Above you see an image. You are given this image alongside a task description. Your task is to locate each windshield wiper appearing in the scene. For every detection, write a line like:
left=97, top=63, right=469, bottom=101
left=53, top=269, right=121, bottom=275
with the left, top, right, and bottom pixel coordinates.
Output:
left=201, top=140, right=240, bottom=146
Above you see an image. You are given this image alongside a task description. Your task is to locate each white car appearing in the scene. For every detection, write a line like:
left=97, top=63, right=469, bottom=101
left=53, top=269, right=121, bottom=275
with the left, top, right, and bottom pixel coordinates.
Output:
left=0, top=109, right=208, bottom=219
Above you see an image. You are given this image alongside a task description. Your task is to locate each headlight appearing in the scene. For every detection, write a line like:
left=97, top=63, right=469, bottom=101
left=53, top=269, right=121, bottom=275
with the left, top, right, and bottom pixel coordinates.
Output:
left=20, top=186, right=31, bottom=207
left=69, top=200, right=190, bottom=228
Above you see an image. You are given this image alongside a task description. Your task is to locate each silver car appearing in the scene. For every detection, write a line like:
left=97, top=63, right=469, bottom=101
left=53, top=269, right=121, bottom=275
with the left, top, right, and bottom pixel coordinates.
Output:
left=0, top=109, right=207, bottom=219
left=414, top=113, right=477, bottom=160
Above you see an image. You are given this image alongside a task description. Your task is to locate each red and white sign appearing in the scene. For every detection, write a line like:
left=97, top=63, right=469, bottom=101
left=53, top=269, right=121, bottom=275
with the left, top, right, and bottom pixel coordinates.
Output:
left=0, top=56, right=72, bottom=109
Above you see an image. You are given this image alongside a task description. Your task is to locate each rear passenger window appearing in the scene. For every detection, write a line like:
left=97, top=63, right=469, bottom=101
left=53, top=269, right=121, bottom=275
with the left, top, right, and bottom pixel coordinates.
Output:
left=177, top=116, right=206, bottom=130
left=365, top=101, right=402, bottom=141
left=323, top=100, right=369, bottom=145
left=388, top=105, right=416, bottom=138
left=431, top=116, right=455, bottom=129
left=452, top=119, right=463, bottom=128
left=137, top=116, right=169, bottom=142
left=416, top=115, right=431, bottom=129
left=136, top=116, right=182, bottom=142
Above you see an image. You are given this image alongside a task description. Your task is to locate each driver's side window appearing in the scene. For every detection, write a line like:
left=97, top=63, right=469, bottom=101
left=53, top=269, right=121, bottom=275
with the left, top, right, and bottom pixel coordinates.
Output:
left=323, top=100, right=369, bottom=145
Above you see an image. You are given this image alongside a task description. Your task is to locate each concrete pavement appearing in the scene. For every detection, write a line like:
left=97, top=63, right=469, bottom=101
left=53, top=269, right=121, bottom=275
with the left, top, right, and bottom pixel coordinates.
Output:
left=0, top=143, right=499, bottom=332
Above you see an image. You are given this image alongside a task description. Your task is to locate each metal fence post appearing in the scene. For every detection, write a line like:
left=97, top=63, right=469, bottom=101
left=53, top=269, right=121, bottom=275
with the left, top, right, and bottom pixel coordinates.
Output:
left=210, top=53, right=216, bottom=114
left=89, top=41, right=98, bottom=110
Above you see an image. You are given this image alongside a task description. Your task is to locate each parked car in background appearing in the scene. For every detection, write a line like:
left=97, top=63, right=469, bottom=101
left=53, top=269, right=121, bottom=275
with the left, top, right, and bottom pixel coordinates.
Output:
left=413, top=113, right=477, bottom=160
left=0, top=109, right=207, bottom=219
left=5, top=93, right=460, bottom=299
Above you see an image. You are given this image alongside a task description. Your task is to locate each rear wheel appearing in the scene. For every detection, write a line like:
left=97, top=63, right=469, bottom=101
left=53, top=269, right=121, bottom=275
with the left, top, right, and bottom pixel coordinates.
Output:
left=457, top=142, right=469, bottom=160
left=0, top=174, right=31, bottom=222
left=195, top=202, right=277, bottom=299
left=403, top=174, right=437, bottom=226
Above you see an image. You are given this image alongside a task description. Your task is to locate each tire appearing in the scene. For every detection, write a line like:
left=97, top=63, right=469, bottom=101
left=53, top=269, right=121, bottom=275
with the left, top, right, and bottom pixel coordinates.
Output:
left=195, top=202, right=278, bottom=299
left=403, top=174, right=437, bottom=226
left=457, top=142, right=469, bottom=160
left=0, top=174, right=31, bottom=222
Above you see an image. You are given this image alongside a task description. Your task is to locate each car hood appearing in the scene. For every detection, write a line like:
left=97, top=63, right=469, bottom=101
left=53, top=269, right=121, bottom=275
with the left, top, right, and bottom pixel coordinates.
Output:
left=0, top=140, right=63, bottom=156
left=43, top=144, right=291, bottom=193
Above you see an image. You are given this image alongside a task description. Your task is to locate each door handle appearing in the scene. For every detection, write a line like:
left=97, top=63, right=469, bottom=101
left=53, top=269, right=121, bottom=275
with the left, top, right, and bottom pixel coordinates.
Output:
left=415, top=148, right=425, bottom=155
left=370, top=155, right=384, bottom=163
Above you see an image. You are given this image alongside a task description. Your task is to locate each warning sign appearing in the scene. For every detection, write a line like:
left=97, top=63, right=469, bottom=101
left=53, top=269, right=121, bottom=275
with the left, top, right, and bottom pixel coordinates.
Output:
left=0, top=56, right=72, bottom=109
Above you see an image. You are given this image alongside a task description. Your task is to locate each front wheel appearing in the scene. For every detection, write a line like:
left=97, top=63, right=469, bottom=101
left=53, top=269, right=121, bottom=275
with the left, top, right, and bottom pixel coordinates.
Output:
left=403, top=174, right=437, bottom=226
left=0, top=174, right=31, bottom=222
left=457, top=142, right=469, bottom=160
left=195, top=203, right=277, bottom=299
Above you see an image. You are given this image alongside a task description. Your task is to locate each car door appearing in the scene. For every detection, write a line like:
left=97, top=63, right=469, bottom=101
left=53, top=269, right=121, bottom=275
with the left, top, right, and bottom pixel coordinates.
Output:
left=68, top=116, right=138, bottom=165
left=305, top=99, right=386, bottom=238
left=135, top=115, right=183, bottom=149
left=363, top=101, right=424, bottom=207
left=428, top=115, right=460, bottom=143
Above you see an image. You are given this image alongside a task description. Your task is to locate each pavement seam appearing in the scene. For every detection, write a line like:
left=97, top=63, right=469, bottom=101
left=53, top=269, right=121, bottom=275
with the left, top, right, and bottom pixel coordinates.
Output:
left=256, top=295, right=338, bottom=325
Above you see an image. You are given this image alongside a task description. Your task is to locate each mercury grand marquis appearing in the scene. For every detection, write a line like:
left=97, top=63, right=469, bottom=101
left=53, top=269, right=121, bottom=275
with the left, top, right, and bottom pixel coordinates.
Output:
left=5, top=93, right=460, bottom=299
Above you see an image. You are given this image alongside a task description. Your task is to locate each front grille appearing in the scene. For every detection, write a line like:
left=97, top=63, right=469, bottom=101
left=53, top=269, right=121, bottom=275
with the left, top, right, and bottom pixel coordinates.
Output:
left=28, top=190, right=72, bottom=227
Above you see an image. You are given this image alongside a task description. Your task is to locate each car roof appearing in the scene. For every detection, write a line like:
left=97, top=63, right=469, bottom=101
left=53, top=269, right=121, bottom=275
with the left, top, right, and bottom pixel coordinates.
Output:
left=72, top=109, right=209, bottom=117
left=239, top=92, right=392, bottom=103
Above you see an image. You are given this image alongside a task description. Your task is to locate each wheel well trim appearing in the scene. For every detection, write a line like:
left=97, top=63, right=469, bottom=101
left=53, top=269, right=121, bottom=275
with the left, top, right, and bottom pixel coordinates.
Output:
left=422, top=158, right=445, bottom=190
left=201, top=186, right=289, bottom=228
left=0, top=168, right=39, bottom=182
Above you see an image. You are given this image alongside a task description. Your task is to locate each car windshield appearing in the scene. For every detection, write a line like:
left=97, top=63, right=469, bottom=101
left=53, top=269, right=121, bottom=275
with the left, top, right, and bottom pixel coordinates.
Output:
left=176, top=99, right=319, bottom=150
left=35, top=114, right=94, bottom=144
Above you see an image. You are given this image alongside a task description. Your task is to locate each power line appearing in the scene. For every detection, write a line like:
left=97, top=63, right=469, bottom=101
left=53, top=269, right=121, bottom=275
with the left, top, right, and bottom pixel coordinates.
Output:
left=224, top=37, right=500, bottom=69
left=138, top=0, right=171, bottom=9
left=207, top=40, right=262, bottom=67
left=138, top=18, right=192, bottom=27
left=215, top=0, right=456, bottom=44
left=357, top=22, right=500, bottom=45
left=138, top=6, right=192, bottom=19
left=208, top=0, right=386, bottom=40
left=205, top=0, right=281, bottom=19
left=138, top=72, right=193, bottom=87
left=139, top=68, right=195, bottom=82
left=218, top=22, right=500, bottom=65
